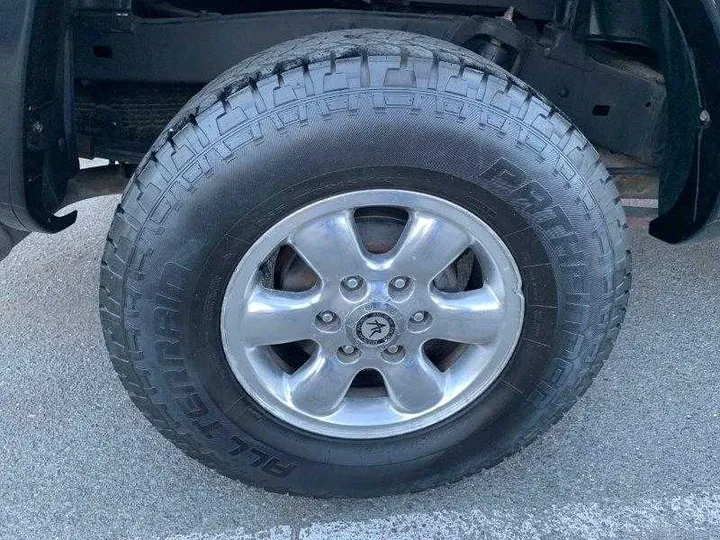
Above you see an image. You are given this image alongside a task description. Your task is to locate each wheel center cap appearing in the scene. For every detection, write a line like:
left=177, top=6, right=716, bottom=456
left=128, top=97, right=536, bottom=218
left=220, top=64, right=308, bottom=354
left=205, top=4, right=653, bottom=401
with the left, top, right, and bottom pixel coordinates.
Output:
left=346, top=302, right=405, bottom=348
left=357, top=312, right=395, bottom=345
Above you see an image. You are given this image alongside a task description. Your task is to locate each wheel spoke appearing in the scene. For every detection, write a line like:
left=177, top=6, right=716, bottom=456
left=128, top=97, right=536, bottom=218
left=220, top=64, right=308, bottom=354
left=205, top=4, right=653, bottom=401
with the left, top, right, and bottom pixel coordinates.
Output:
left=237, top=285, right=320, bottom=346
left=285, top=349, right=357, bottom=416
left=385, top=211, right=471, bottom=284
left=288, top=210, right=370, bottom=281
left=430, top=287, right=504, bottom=345
left=381, top=351, right=445, bottom=414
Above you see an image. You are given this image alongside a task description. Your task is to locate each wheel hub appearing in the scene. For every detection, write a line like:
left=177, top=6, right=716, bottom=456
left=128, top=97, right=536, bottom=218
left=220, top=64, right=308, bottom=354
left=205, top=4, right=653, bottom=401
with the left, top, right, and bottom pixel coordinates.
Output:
left=220, top=189, right=524, bottom=439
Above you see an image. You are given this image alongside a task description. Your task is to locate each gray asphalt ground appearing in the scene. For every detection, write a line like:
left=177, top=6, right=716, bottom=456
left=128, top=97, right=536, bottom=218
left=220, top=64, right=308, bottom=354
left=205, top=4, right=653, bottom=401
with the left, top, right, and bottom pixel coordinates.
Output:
left=1, top=195, right=719, bottom=540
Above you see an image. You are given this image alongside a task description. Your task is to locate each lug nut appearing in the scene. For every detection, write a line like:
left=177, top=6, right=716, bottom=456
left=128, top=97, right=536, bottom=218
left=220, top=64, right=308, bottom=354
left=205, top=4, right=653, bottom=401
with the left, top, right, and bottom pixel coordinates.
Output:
left=319, top=311, right=335, bottom=323
left=386, top=345, right=399, bottom=354
left=343, top=276, right=362, bottom=290
left=341, top=345, right=356, bottom=355
left=392, top=276, right=408, bottom=289
left=412, top=311, right=426, bottom=323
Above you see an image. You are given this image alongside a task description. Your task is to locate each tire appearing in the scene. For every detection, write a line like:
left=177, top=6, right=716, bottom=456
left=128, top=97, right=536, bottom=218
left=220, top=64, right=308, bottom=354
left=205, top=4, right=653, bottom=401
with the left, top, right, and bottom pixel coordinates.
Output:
left=99, top=29, right=631, bottom=497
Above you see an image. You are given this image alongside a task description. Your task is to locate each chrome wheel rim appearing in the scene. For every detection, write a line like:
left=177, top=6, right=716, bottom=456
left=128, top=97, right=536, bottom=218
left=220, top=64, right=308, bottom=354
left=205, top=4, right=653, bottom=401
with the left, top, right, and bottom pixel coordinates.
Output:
left=221, top=190, right=524, bottom=439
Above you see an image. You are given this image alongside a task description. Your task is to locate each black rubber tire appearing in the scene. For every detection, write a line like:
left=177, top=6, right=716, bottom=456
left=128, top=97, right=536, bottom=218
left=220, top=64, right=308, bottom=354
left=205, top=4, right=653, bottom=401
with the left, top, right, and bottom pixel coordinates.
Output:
left=99, top=29, right=631, bottom=497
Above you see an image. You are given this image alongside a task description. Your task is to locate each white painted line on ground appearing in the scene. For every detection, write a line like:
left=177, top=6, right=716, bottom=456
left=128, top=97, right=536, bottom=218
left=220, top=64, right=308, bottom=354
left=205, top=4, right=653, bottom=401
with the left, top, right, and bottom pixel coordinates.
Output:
left=622, top=198, right=658, bottom=209
left=155, top=492, right=720, bottom=540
